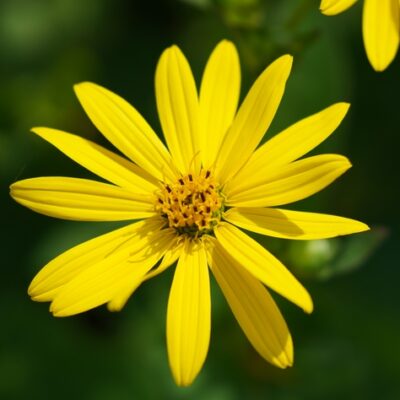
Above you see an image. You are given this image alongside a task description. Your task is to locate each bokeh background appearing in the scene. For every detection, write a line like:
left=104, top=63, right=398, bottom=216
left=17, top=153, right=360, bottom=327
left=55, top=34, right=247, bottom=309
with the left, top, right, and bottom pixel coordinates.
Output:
left=1, top=0, right=399, bottom=399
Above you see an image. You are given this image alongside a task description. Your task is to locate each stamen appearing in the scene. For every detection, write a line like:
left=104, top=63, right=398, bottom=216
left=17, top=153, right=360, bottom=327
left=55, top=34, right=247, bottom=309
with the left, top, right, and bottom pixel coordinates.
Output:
left=155, top=169, right=223, bottom=237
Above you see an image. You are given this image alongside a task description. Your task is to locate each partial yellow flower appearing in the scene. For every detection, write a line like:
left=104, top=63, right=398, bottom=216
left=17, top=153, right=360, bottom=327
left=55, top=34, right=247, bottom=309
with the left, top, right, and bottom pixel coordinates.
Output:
left=320, top=0, right=400, bottom=71
left=10, top=40, right=369, bottom=386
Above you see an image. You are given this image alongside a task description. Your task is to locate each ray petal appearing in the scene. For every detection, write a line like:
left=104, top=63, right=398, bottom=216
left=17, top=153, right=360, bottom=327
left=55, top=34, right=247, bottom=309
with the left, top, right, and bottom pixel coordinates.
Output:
left=199, top=40, right=240, bottom=169
left=156, top=46, right=201, bottom=174
left=50, top=228, right=176, bottom=316
left=320, top=0, right=358, bottom=15
left=28, top=218, right=165, bottom=302
left=74, top=82, right=177, bottom=182
left=224, top=207, right=369, bottom=240
left=215, top=55, right=292, bottom=183
left=225, top=154, right=351, bottom=208
left=32, top=127, right=158, bottom=193
left=363, top=0, right=399, bottom=71
left=10, top=177, right=156, bottom=221
left=107, top=238, right=183, bottom=312
left=230, top=103, right=350, bottom=184
left=167, top=239, right=211, bottom=386
left=205, top=236, right=293, bottom=368
left=214, top=222, right=313, bottom=313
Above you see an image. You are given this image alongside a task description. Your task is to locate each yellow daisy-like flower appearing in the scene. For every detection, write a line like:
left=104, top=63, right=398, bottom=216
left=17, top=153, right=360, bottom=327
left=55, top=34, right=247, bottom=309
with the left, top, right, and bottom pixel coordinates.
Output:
left=320, top=0, right=399, bottom=71
left=10, top=40, right=368, bottom=386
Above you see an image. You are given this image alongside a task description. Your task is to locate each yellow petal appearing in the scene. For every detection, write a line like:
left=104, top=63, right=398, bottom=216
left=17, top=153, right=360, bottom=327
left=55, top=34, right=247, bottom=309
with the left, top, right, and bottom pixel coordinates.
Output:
left=155, top=46, right=201, bottom=174
left=320, top=0, right=358, bottom=15
left=106, top=280, right=143, bottom=313
left=199, top=40, right=240, bottom=169
left=205, top=236, right=293, bottom=368
left=107, top=238, right=183, bottom=312
left=363, top=0, right=399, bottom=71
left=214, top=222, right=313, bottom=313
left=224, top=207, right=369, bottom=240
left=74, top=82, right=177, bottom=182
left=215, top=55, right=292, bottom=183
left=144, top=239, right=184, bottom=281
left=167, top=239, right=211, bottom=386
left=230, top=103, right=350, bottom=185
left=32, top=127, right=158, bottom=193
left=225, top=154, right=351, bottom=208
left=10, top=177, right=156, bottom=221
left=50, top=228, right=176, bottom=317
left=29, top=218, right=164, bottom=302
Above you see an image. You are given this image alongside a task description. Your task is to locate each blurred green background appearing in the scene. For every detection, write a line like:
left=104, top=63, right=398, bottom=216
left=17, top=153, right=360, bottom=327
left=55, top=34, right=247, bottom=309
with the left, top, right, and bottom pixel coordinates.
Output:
left=1, top=0, right=399, bottom=399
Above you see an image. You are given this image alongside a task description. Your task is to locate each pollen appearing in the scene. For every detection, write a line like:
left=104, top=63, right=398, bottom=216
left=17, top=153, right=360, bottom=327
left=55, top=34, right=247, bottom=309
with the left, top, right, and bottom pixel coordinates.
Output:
left=155, top=169, right=223, bottom=236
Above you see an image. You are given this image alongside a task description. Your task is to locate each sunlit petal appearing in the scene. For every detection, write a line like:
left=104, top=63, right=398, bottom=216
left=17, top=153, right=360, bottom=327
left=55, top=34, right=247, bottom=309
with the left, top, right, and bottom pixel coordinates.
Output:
left=156, top=46, right=201, bottom=174
left=167, top=240, right=211, bottom=386
left=11, top=177, right=156, bottom=221
left=200, top=40, right=240, bottom=168
left=224, top=207, right=369, bottom=240
left=231, top=103, right=350, bottom=184
left=206, top=237, right=293, bottom=368
left=214, top=223, right=313, bottom=313
left=363, top=0, right=399, bottom=71
left=50, top=228, right=176, bottom=317
left=108, top=238, right=183, bottom=312
left=215, top=55, right=292, bottom=183
left=74, top=82, right=177, bottom=182
left=29, top=218, right=164, bottom=302
left=226, top=154, right=351, bottom=208
left=320, top=0, right=358, bottom=15
left=32, top=127, right=158, bottom=193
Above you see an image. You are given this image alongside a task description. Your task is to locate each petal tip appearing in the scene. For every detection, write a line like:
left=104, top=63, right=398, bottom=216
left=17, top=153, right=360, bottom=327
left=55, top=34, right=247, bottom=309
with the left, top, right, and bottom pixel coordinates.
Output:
left=278, top=362, right=292, bottom=369
left=73, top=81, right=94, bottom=95
left=51, top=310, right=67, bottom=318
left=370, top=62, right=388, bottom=73
left=279, top=54, right=294, bottom=75
left=339, top=156, right=352, bottom=170
left=304, top=299, right=314, bottom=314
left=107, top=304, right=121, bottom=312
left=337, top=102, right=351, bottom=112
left=167, top=44, right=182, bottom=56
left=174, top=378, right=193, bottom=388
left=50, top=302, right=70, bottom=317
left=357, top=222, right=371, bottom=233
left=218, top=39, right=235, bottom=49
left=319, top=0, right=356, bottom=16
left=301, top=290, right=314, bottom=314
left=31, top=126, right=47, bottom=135
left=319, top=1, right=327, bottom=14
left=320, top=7, right=331, bottom=16
left=280, top=348, right=294, bottom=369
left=273, top=347, right=294, bottom=369
left=9, top=182, right=19, bottom=197
left=281, top=54, right=294, bottom=66
left=27, top=282, right=36, bottom=297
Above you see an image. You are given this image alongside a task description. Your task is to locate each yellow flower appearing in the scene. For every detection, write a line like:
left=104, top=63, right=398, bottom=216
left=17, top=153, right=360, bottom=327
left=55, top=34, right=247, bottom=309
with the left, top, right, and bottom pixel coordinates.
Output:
left=10, top=40, right=368, bottom=386
left=320, top=0, right=399, bottom=71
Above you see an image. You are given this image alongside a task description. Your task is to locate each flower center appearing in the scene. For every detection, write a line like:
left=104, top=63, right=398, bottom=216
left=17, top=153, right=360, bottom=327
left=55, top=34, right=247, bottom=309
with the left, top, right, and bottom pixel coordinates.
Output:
left=156, top=169, right=223, bottom=237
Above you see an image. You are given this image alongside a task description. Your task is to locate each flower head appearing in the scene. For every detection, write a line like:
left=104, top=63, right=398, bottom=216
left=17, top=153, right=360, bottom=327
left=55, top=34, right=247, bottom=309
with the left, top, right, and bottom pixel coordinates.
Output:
left=320, top=0, right=399, bottom=71
left=10, top=40, right=369, bottom=386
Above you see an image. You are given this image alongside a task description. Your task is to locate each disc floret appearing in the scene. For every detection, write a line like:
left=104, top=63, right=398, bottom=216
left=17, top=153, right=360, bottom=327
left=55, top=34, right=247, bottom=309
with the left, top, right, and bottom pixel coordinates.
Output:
left=156, top=169, right=223, bottom=237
